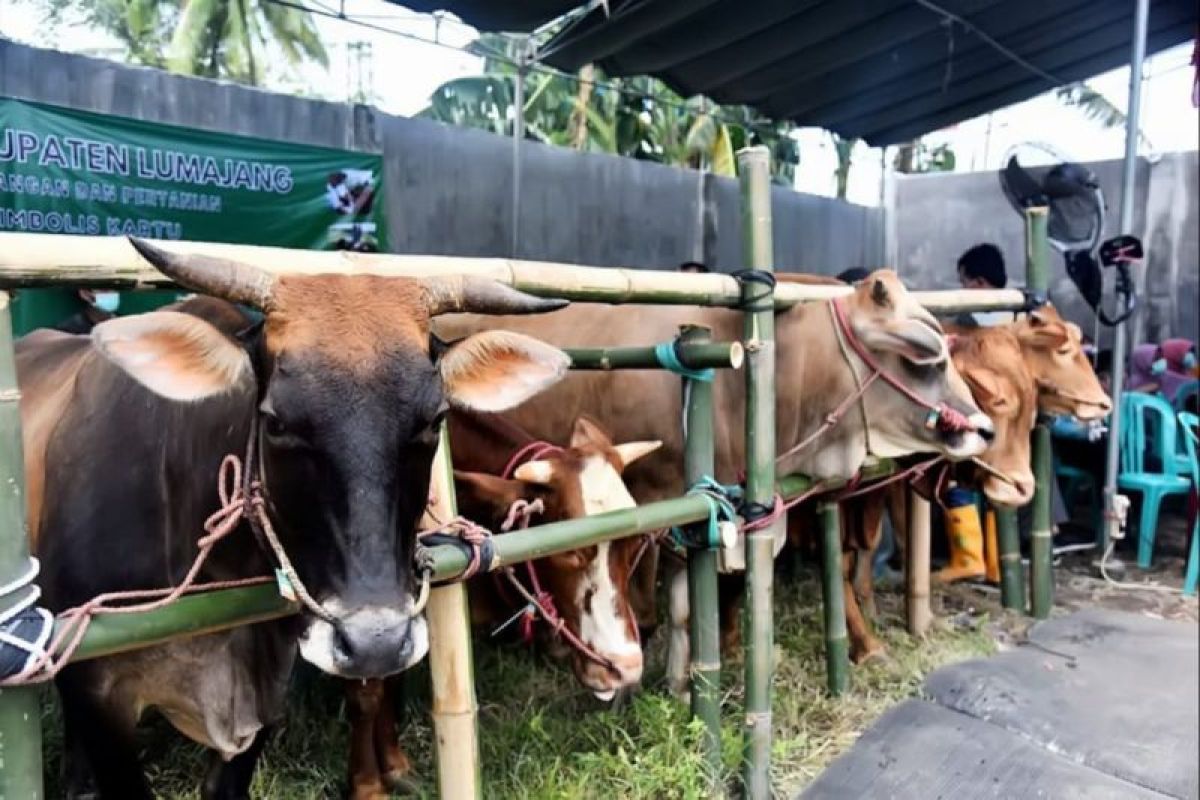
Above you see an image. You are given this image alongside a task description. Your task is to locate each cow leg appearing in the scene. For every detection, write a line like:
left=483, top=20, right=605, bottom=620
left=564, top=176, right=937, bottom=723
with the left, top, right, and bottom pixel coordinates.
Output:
left=852, top=493, right=887, bottom=622
left=345, top=679, right=388, bottom=800
left=717, top=571, right=744, bottom=655
left=57, top=666, right=151, bottom=800
left=374, top=679, right=416, bottom=794
left=201, top=727, right=271, bottom=800
left=843, top=547, right=884, bottom=663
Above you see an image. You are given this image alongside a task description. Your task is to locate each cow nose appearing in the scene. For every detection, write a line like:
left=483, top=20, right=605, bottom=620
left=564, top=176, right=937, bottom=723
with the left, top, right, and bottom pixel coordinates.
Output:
left=611, top=650, right=644, bottom=684
left=331, top=607, right=414, bottom=678
left=970, top=413, right=995, bottom=442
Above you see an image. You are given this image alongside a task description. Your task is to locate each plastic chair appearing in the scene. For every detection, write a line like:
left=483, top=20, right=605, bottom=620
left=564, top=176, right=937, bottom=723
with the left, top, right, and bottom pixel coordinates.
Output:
left=1050, top=416, right=1102, bottom=536
left=1117, top=393, right=1192, bottom=568
left=1174, top=380, right=1200, bottom=414
left=1178, top=412, right=1198, bottom=596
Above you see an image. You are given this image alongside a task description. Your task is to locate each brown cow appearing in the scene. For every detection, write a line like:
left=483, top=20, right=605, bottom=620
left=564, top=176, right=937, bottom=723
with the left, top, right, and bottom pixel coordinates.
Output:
left=435, top=271, right=994, bottom=694
left=345, top=412, right=660, bottom=799
left=833, top=303, right=1111, bottom=661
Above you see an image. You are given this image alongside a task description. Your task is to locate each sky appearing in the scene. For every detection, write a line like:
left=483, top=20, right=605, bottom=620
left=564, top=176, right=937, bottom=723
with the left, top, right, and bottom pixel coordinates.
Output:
left=2, top=0, right=1197, bottom=207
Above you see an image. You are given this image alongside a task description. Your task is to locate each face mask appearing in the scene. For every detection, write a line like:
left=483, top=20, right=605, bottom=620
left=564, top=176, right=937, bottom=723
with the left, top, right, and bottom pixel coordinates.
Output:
left=1150, top=357, right=1167, bottom=376
left=93, top=291, right=120, bottom=314
left=1184, top=352, right=1197, bottom=370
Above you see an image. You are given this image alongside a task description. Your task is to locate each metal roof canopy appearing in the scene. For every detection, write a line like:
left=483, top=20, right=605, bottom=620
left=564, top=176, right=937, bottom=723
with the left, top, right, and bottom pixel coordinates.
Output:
left=395, top=0, right=1196, bottom=146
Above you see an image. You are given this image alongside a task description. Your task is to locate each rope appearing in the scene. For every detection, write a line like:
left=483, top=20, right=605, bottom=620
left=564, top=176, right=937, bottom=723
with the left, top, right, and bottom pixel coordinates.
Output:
left=671, top=477, right=740, bottom=549
left=654, top=341, right=714, bottom=383
left=501, top=441, right=564, bottom=481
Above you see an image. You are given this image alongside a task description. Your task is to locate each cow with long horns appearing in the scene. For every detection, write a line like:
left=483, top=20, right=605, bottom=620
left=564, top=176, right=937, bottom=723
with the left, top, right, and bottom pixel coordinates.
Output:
left=17, top=239, right=571, bottom=799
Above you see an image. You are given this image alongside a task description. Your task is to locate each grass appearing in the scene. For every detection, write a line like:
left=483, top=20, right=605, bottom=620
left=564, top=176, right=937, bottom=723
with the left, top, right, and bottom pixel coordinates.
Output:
left=39, top=569, right=996, bottom=799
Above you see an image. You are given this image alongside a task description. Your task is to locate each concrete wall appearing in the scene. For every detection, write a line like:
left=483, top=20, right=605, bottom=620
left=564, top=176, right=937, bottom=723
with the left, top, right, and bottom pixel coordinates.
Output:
left=892, top=153, right=1199, bottom=346
left=1, top=40, right=883, bottom=275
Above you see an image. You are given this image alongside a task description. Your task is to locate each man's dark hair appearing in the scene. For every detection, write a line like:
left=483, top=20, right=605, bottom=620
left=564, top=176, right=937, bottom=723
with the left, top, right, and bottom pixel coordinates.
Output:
left=678, top=261, right=709, bottom=273
left=957, top=243, right=1007, bottom=288
left=836, top=267, right=871, bottom=284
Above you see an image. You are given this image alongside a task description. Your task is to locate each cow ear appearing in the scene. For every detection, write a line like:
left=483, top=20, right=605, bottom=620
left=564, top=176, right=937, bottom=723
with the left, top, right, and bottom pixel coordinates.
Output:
left=513, top=460, right=555, bottom=486
left=92, top=312, right=252, bottom=401
left=962, top=365, right=1003, bottom=404
left=858, top=319, right=947, bottom=365
left=1017, top=314, right=1070, bottom=349
left=453, top=470, right=527, bottom=521
left=614, top=440, right=662, bottom=469
left=439, top=331, right=569, bottom=412
left=571, top=415, right=612, bottom=449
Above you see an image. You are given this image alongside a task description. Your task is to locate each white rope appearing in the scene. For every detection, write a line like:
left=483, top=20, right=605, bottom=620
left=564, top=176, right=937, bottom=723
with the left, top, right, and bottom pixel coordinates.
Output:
left=1098, top=540, right=1187, bottom=595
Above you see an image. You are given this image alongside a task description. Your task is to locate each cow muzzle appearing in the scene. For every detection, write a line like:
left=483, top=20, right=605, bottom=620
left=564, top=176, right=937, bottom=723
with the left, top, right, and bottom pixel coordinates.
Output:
left=578, top=648, right=643, bottom=701
left=298, top=604, right=429, bottom=679
left=940, top=412, right=994, bottom=460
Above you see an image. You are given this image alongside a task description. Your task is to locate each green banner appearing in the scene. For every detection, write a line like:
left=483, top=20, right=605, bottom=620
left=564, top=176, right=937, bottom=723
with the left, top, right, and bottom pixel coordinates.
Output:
left=1, top=97, right=387, bottom=252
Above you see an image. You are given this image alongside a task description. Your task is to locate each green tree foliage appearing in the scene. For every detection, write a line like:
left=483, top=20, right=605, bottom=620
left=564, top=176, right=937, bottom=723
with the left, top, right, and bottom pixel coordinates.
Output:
left=420, top=34, right=799, bottom=184
left=26, top=0, right=326, bottom=85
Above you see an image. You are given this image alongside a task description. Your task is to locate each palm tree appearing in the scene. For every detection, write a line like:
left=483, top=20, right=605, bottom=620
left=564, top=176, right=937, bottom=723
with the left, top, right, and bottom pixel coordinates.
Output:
left=1055, top=82, right=1153, bottom=150
left=27, top=0, right=327, bottom=85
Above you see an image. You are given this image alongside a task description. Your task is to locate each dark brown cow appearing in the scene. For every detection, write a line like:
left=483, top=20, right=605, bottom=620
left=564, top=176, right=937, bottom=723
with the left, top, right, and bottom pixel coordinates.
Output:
left=17, top=241, right=571, bottom=799
left=345, top=412, right=659, bottom=799
left=435, top=271, right=995, bottom=694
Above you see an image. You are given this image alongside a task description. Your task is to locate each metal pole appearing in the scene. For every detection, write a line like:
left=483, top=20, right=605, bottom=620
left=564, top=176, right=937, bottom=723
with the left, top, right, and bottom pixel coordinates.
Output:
left=995, top=508, right=1025, bottom=611
left=425, top=428, right=481, bottom=800
left=0, top=292, right=44, bottom=800
left=1026, top=207, right=1054, bottom=618
left=681, top=325, right=722, bottom=787
left=737, top=145, right=776, bottom=800
left=905, top=490, right=932, bottom=636
left=511, top=36, right=527, bottom=259
left=1102, top=0, right=1150, bottom=554
left=818, top=503, right=849, bottom=696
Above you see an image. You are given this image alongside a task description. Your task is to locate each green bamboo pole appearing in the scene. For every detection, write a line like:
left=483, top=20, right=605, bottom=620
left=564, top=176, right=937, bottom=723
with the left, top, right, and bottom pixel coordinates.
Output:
left=0, top=232, right=1027, bottom=313
left=1030, top=425, right=1054, bottom=618
left=425, top=427, right=482, bottom=800
left=738, top=145, right=776, bottom=800
left=0, top=291, right=44, bottom=800
left=680, top=325, right=722, bottom=785
left=1026, top=207, right=1054, bottom=619
left=818, top=503, right=849, bottom=696
left=996, top=508, right=1025, bottom=612
left=565, top=341, right=743, bottom=371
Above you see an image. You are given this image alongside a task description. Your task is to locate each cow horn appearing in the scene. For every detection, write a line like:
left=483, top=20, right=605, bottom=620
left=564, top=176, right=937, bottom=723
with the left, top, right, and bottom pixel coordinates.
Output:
left=422, top=275, right=568, bottom=316
left=129, top=237, right=276, bottom=310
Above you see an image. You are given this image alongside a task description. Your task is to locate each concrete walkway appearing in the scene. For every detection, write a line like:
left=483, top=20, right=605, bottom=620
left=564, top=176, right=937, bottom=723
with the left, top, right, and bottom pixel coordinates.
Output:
left=802, top=608, right=1199, bottom=799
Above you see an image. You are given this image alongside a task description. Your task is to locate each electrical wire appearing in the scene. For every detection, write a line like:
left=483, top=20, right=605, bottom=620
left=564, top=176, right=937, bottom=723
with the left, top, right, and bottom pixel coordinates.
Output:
left=261, top=0, right=789, bottom=134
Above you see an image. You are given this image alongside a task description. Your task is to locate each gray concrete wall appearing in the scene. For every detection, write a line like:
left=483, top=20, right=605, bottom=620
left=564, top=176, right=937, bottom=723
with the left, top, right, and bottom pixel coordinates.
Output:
left=1, top=40, right=883, bottom=275
left=893, top=153, right=1199, bottom=346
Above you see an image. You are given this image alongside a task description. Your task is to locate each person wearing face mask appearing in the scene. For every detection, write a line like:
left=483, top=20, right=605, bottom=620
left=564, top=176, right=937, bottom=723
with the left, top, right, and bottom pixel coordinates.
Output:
left=1159, top=338, right=1198, bottom=402
left=53, top=288, right=120, bottom=334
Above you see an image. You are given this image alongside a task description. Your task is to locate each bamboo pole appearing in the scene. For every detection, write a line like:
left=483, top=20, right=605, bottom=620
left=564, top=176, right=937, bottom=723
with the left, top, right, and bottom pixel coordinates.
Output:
left=0, top=292, right=44, bottom=800
left=818, top=503, right=849, bottom=696
left=905, top=490, right=932, bottom=637
left=681, top=325, right=723, bottom=786
left=425, top=429, right=481, bottom=800
left=0, top=232, right=1026, bottom=313
left=738, top=145, right=776, bottom=800
left=996, top=508, right=1025, bottom=612
left=1025, top=207, right=1054, bottom=620
left=566, top=341, right=743, bottom=371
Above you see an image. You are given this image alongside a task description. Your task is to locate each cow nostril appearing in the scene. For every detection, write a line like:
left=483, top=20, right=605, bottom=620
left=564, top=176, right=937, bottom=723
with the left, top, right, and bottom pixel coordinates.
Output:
left=332, top=623, right=355, bottom=663
left=978, top=427, right=995, bottom=443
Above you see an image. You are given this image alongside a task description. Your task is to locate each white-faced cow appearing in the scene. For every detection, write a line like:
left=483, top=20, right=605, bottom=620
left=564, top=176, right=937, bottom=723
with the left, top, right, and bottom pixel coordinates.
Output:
left=17, top=239, right=571, bottom=799
left=434, top=270, right=995, bottom=694
left=344, top=412, right=660, bottom=799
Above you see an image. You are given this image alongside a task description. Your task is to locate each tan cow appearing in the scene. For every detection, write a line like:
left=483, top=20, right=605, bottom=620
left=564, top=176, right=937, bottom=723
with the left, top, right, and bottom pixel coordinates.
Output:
left=835, top=303, right=1111, bottom=661
left=436, top=271, right=994, bottom=693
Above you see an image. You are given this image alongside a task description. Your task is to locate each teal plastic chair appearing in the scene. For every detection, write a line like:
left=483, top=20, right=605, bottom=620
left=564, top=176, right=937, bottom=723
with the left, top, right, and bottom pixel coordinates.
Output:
left=1117, top=393, right=1192, bottom=568
left=1050, top=416, right=1102, bottom=535
left=1174, top=380, right=1199, bottom=414
left=1178, top=412, right=1198, bottom=596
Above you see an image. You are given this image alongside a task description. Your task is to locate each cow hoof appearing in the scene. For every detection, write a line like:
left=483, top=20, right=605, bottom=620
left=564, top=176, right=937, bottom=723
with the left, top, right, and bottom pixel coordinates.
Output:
left=851, top=643, right=888, bottom=665
left=382, top=771, right=420, bottom=795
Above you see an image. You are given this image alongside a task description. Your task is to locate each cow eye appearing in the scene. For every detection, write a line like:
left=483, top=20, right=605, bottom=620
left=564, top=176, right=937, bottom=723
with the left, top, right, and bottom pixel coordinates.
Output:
left=1056, top=346, right=1072, bottom=357
left=263, top=412, right=288, bottom=438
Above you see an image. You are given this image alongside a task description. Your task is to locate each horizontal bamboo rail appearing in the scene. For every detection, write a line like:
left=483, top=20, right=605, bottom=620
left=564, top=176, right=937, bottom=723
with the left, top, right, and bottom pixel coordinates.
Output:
left=0, top=233, right=1026, bottom=314
left=566, top=341, right=743, bottom=370
left=50, top=463, right=896, bottom=666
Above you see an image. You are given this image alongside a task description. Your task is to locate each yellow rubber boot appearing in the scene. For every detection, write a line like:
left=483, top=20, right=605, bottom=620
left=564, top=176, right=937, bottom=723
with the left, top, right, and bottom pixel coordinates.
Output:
left=984, top=510, right=1000, bottom=584
left=936, top=489, right=986, bottom=583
